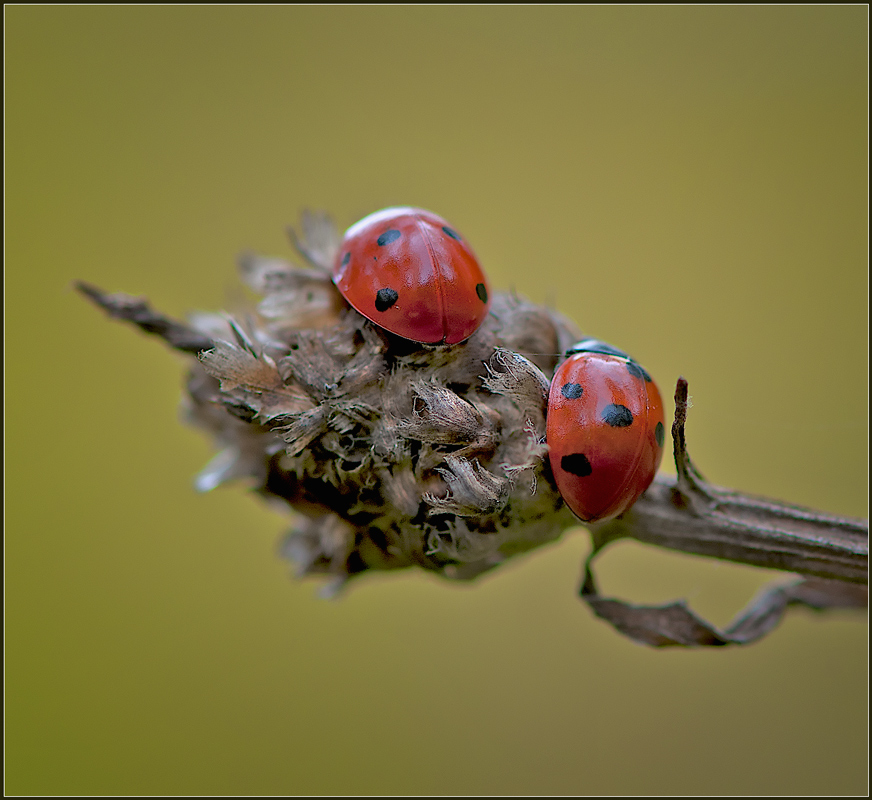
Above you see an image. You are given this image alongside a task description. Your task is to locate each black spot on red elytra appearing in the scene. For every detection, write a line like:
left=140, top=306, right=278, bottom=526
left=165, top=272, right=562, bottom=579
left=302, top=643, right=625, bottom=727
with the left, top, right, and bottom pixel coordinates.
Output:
left=377, top=229, right=401, bottom=246
left=442, top=226, right=461, bottom=240
left=561, top=452, right=593, bottom=477
left=561, top=382, right=584, bottom=399
left=475, top=283, right=488, bottom=303
left=602, top=404, right=633, bottom=427
left=655, top=421, right=664, bottom=447
left=375, top=288, right=399, bottom=312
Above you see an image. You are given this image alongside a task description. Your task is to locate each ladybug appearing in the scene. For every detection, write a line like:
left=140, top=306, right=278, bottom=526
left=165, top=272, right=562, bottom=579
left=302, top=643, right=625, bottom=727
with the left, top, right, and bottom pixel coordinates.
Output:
left=546, top=338, right=666, bottom=523
left=332, top=207, right=490, bottom=345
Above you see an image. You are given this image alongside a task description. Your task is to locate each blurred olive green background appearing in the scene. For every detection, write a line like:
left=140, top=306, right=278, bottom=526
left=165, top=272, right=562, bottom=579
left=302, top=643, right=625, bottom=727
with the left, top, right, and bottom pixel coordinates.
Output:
left=7, top=6, right=867, bottom=796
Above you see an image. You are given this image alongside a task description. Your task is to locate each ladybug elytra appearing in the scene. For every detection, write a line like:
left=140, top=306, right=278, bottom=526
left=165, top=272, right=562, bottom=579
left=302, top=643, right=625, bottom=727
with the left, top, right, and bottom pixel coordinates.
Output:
left=332, top=207, right=490, bottom=345
left=546, top=338, right=666, bottom=523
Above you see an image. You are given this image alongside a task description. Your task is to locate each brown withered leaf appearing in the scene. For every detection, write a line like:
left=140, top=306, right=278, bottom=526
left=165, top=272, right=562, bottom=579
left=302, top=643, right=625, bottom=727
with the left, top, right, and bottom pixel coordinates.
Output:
left=199, top=340, right=314, bottom=420
left=483, top=348, right=550, bottom=434
left=580, top=533, right=867, bottom=647
left=398, top=381, right=494, bottom=447
left=285, top=209, right=341, bottom=271
left=425, top=455, right=511, bottom=517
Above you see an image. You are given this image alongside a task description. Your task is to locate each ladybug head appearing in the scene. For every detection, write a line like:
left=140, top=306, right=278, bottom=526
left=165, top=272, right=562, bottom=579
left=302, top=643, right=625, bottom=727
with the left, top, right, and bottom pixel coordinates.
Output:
left=565, top=338, right=631, bottom=360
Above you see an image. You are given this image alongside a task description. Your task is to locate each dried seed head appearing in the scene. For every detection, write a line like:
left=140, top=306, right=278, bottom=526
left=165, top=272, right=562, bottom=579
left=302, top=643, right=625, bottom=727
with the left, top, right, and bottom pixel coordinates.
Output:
left=77, top=218, right=866, bottom=648
left=78, top=214, right=584, bottom=592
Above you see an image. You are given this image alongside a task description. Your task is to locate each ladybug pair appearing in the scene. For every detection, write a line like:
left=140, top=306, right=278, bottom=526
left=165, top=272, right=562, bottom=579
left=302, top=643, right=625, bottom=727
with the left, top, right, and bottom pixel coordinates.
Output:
left=331, top=207, right=664, bottom=524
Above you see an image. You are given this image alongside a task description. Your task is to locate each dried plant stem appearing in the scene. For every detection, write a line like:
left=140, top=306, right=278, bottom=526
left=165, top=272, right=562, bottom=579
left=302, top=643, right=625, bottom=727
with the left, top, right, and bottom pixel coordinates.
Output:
left=593, top=379, right=867, bottom=585
left=77, top=281, right=867, bottom=588
left=76, top=214, right=867, bottom=646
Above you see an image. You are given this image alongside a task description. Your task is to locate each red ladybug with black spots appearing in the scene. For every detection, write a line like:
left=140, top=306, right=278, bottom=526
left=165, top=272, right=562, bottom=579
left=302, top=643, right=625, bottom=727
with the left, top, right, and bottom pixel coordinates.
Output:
left=332, top=207, right=490, bottom=345
left=546, top=339, right=666, bottom=523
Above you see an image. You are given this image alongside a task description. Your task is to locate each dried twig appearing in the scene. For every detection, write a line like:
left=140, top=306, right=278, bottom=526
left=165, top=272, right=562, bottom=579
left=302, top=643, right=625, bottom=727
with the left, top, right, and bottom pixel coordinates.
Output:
left=76, top=214, right=867, bottom=646
left=580, top=380, right=867, bottom=646
left=606, top=379, right=867, bottom=584
left=75, top=281, right=215, bottom=355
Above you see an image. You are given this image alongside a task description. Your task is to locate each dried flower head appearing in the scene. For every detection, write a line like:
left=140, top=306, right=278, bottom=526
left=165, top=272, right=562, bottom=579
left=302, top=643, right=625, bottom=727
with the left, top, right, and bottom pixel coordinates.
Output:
left=77, top=210, right=866, bottom=646
left=87, top=213, right=582, bottom=594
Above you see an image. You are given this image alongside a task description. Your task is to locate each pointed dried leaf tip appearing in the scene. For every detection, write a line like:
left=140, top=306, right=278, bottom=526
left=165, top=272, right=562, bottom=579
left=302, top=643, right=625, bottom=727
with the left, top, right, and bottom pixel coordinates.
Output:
left=198, top=339, right=314, bottom=419
left=483, top=348, right=550, bottom=432
left=426, top=455, right=510, bottom=516
left=286, top=209, right=341, bottom=271
left=397, top=380, right=495, bottom=449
